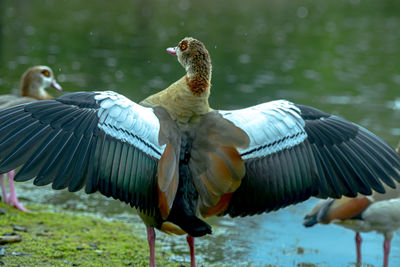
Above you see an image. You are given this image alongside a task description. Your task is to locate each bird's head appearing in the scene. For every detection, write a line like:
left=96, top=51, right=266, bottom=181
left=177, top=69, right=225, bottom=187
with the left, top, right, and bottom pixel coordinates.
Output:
left=166, top=37, right=211, bottom=77
left=21, top=65, right=62, bottom=98
left=303, top=199, right=334, bottom=227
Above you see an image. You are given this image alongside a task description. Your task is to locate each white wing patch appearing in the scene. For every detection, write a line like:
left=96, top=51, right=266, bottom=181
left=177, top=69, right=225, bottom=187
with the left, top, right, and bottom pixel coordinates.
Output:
left=219, top=100, right=307, bottom=159
left=94, top=91, right=165, bottom=159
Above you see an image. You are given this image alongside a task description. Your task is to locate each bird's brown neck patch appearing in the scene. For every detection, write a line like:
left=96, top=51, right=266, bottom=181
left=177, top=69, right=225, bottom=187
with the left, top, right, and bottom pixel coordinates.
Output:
left=185, top=75, right=210, bottom=96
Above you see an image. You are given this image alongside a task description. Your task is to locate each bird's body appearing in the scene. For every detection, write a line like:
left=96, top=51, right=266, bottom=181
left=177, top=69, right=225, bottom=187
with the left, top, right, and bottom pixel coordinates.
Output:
left=0, top=38, right=400, bottom=267
left=138, top=38, right=214, bottom=267
left=338, top=198, right=400, bottom=235
left=0, top=95, right=41, bottom=109
left=0, top=65, right=62, bottom=212
left=304, top=183, right=400, bottom=267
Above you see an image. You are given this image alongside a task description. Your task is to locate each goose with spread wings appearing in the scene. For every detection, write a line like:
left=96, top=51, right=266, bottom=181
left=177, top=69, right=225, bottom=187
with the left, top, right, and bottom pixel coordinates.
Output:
left=0, top=37, right=400, bottom=267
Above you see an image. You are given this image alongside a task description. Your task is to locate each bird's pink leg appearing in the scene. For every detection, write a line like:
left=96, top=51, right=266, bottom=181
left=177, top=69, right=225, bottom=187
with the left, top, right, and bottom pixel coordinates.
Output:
left=186, top=235, right=196, bottom=267
left=146, top=226, right=157, bottom=267
left=355, top=232, right=362, bottom=265
left=0, top=173, right=8, bottom=203
left=5, top=170, right=29, bottom=212
left=383, top=237, right=391, bottom=267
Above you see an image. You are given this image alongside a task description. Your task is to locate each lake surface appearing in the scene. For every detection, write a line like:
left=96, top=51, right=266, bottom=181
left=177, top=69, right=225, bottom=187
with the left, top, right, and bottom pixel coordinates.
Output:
left=1, top=0, right=400, bottom=266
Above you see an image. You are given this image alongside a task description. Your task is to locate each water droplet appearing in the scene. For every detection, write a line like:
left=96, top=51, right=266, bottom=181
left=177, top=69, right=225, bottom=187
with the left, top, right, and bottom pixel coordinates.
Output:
left=303, top=69, right=321, bottom=80
left=179, top=0, right=190, bottom=11
left=297, top=7, right=308, bottom=19
left=115, top=70, right=125, bottom=81
left=238, top=54, right=251, bottom=64
left=25, top=26, right=35, bottom=36
left=238, top=84, right=254, bottom=93
left=72, top=61, right=81, bottom=70
left=7, top=61, right=17, bottom=70
left=392, top=74, right=400, bottom=85
left=57, top=74, right=66, bottom=82
left=47, top=55, right=56, bottom=64
left=106, top=58, right=117, bottom=67
left=17, top=56, right=28, bottom=64
left=49, top=45, right=60, bottom=54
left=325, top=21, right=336, bottom=33
left=226, top=74, right=237, bottom=83
left=389, top=128, right=400, bottom=135
left=6, top=7, right=15, bottom=18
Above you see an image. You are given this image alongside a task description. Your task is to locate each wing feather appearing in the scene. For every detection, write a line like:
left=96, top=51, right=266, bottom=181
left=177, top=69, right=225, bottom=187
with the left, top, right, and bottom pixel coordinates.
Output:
left=220, top=101, right=400, bottom=217
left=51, top=134, right=85, bottom=189
left=0, top=91, right=164, bottom=216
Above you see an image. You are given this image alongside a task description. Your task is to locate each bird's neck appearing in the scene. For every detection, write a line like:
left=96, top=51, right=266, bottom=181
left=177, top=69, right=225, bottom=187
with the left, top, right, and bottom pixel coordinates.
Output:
left=139, top=59, right=212, bottom=127
left=21, top=81, right=51, bottom=100
left=140, top=76, right=211, bottom=127
left=185, top=59, right=212, bottom=97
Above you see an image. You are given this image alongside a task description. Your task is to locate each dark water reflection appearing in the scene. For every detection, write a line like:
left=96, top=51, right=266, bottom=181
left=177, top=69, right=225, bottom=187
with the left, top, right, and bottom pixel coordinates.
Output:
left=1, top=0, right=400, bottom=265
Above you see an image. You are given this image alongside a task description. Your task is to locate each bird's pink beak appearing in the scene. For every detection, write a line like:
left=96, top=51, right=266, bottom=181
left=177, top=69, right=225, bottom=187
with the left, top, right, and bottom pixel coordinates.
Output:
left=166, top=47, right=177, bottom=56
left=51, top=79, right=63, bottom=91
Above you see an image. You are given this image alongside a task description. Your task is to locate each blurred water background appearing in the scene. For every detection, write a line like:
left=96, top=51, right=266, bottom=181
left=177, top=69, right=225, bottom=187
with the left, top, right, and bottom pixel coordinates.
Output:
left=1, top=0, right=400, bottom=266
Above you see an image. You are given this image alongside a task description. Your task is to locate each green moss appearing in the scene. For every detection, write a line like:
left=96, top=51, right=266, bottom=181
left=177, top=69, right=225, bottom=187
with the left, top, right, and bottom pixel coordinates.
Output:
left=0, top=203, right=175, bottom=266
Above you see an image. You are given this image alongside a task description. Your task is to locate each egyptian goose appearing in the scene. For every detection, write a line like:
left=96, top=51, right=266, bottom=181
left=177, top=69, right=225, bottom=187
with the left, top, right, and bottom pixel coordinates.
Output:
left=0, top=38, right=400, bottom=267
left=0, top=65, right=62, bottom=212
left=303, top=181, right=400, bottom=267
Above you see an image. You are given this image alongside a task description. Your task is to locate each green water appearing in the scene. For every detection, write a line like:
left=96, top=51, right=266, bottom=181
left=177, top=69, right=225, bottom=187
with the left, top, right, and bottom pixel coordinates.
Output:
left=1, top=0, right=400, bottom=265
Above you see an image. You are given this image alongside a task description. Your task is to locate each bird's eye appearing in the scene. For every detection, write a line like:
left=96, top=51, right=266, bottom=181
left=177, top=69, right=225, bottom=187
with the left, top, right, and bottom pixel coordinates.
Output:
left=42, top=70, right=50, bottom=77
left=179, top=41, right=188, bottom=51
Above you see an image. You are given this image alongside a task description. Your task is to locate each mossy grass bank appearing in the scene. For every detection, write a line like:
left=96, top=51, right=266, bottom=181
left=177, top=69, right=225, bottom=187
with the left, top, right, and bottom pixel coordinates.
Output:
left=0, top=203, right=175, bottom=266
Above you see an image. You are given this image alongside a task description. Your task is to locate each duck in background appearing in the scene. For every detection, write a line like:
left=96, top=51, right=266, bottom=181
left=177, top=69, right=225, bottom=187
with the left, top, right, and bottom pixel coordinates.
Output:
left=0, top=65, right=62, bottom=212
left=303, top=158, right=400, bottom=267
left=0, top=38, right=400, bottom=267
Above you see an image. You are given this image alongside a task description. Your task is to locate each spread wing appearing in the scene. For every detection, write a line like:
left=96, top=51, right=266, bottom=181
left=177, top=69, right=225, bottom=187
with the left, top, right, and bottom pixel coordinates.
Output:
left=0, top=91, right=164, bottom=216
left=219, top=100, right=400, bottom=217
